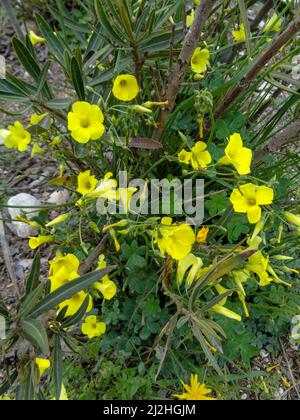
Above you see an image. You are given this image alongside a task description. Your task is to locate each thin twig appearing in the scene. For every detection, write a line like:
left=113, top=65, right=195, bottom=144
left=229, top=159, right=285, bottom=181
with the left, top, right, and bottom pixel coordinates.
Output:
left=279, top=338, right=300, bottom=399
left=153, top=0, right=217, bottom=140
left=0, top=211, right=20, bottom=298
left=215, top=16, right=300, bottom=120
left=78, top=234, right=108, bottom=275
left=254, top=117, right=300, bottom=164
left=250, top=0, right=274, bottom=32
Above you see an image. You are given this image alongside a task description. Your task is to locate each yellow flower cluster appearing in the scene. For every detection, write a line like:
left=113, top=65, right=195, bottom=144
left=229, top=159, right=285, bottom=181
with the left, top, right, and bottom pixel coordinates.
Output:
left=76, top=170, right=137, bottom=214
left=48, top=252, right=116, bottom=318
left=178, top=141, right=212, bottom=169
left=153, top=217, right=196, bottom=261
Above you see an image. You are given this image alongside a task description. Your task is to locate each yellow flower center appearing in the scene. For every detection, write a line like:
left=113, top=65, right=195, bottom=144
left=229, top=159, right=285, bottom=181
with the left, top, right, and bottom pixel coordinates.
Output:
left=248, top=198, right=257, bottom=206
left=81, top=119, right=90, bottom=128
left=120, top=79, right=127, bottom=87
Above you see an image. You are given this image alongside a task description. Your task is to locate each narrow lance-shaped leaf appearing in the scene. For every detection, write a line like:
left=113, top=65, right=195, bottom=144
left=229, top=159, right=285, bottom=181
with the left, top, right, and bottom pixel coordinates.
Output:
left=25, top=253, right=41, bottom=295
left=53, top=334, right=63, bottom=401
left=71, top=57, right=86, bottom=101
left=29, top=266, right=116, bottom=318
left=12, top=38, right=41, bottom=81
left=20, top=319, right=49, bottom=354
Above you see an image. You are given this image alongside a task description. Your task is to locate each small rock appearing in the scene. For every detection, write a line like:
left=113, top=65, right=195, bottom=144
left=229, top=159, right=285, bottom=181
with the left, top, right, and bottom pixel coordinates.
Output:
left=241, top=393, right=248, bottom=400
left=47, top=190, right=70, bottom=205
left=7, top=193, right=41, bottom=238
left=260, top=349, right=269, bottom=359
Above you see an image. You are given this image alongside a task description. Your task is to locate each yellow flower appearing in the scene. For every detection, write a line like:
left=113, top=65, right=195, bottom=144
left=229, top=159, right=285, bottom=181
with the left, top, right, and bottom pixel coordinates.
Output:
left=178, top=149, right=192, bottom=165
left=28, top=235, right=54, bottom=250
left=173, top=374, right=216, bottom=400
left=30, top=113, right=48, bottom=125
left=212, top=284, right=242, bottom=321
left=263, top=13, right=282, bottom=33
left=117, top=187, right=138, bottom=213
left=187, top=9, right=195, bottom=28
left=230, top=183, right=274, bottom=224
left=196, top=227, right=209, bottom=243
left=247, top=251, right=290, bottom=287
left=191, top=142, right=212, bottom=169
left=31, top=143, right=45, bottom=158
left=49, top=253, right=80, bottom=292
left=143, top=101, right=169, bottom=109
left=0, top=395, right=11, bottom=400
left=95, top=280, right=117, bottom=300
left=81, top=316, right=106, bottom=339
left=35, top=358, right=51, bottom=378
left=93, top=255, right=117, bottom=300
left=284, top=212, right=300, bottom=227
left=4, top=122, right=31, bottom=152
left=232, top=23, right=246, bottom=41
left=0, top=129, right=11, bottom=144
left=110, top=229, right=121, bottom=253
left=177, top=253, right=203, bottom=286
left=58, top=291, right=93, bottom=317
left=45, top=214, right=69, bottom=227
left=29, top=31, right=45, bottom=46
left=154, top=217, right=195, bottom=261
left=68, top=102, right=105, bottom=143
left=218, top=133, right=252, bottom=175
left=112, top=75, right=140, bottom=102
left=85, top=172, right=118, bottom=201
left=191, top=48, right=210, bottom=74
left=77, top=170, right=98, bottom=196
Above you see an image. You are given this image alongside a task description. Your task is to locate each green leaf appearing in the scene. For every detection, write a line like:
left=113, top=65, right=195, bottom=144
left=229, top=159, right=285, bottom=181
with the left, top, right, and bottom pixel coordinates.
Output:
left=35, top=13, right=65, bottom=62
left=36, top=61, right=52, bottom=98
left=45, top=97, right=72, bottom=110
left=0, top=371, right=18, bottom=396
left=12, top=38, right=41, bottom=81
left=0, top=296, right=8, bottom=318
left=29, top=266, right=115, bottom=318
left=71, top=57, right=86, bottom=101
left=61, top=295, right=90, bottom=328
left=205, top=192, right=228, bottom=217
left=94, top=0, right=127, bottom=46
left=53, top=334, right=63, bottom=401
left=20, top=319, right=49, bottom=354
left=192, top=324, right=223, bottom=375
left=25, top=253, right=41, bottom=295
left=21, top=367, right=35, bottom=401
left=18, top=284, right=45, bottom=318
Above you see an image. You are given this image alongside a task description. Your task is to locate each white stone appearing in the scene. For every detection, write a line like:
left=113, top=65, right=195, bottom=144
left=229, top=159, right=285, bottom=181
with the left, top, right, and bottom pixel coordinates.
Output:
left=260, top=349, right=269, bottom=359
left=47, top=190, right=70, bottom=205
left=7, top=193, right=41, bottom=238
